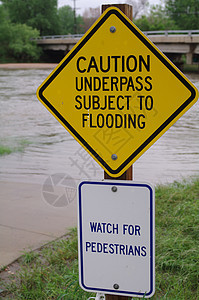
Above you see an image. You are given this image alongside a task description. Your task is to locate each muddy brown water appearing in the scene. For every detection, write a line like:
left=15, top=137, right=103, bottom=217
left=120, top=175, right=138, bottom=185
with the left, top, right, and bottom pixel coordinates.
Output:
left=0, top=68, right=198, bottom=185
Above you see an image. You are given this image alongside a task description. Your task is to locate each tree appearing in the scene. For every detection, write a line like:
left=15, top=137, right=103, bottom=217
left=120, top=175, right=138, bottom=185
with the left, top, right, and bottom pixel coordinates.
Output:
left=135, top=4, right=177, bottom=31
left=0, top=5, right=11, bottom=60
left=0, top=4, right=41, bottom=62
left=165, top=0, right=199, bottom=29
left=8, top=23, right=41, bottom=61
left=58, top=5, right=83, bottom=35
left=2, top=0, right=59, bottom=35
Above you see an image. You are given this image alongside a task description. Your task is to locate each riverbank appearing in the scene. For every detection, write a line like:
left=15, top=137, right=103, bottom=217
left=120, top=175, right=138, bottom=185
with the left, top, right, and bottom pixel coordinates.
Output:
left=0, top=177, right=198, bottom=299
left=0, top=63, right=57, bottom=69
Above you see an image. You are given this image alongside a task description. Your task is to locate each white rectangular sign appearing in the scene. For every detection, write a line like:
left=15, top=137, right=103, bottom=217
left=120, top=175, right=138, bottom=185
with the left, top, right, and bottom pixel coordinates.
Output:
left=78, top=180, right=155, bottom=298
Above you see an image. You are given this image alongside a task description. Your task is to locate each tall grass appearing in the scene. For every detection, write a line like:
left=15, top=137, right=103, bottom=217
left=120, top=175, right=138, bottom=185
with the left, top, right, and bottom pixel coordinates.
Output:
left=154, top=178, right=199, bottom=299
left=0, top=178, right=198, bottom=299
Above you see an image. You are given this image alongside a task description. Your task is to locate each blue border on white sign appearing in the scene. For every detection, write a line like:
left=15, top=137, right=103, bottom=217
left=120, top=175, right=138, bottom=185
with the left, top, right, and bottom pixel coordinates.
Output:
left=78, top=181, right=155, bottom=298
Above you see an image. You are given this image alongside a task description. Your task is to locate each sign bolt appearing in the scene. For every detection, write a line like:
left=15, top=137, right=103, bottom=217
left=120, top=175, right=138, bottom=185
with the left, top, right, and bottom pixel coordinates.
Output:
left=110, top=26, right=116, bottom=33
left=111, top=154, right=117, bottom=160
left=111, top=186, right=117, bottom=192
left=113, top=283, right=119, bottom=289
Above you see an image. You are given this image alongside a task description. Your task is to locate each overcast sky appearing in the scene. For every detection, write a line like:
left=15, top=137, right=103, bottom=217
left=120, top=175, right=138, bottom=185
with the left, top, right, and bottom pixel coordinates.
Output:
left=58, top=0, right=161, bottom=14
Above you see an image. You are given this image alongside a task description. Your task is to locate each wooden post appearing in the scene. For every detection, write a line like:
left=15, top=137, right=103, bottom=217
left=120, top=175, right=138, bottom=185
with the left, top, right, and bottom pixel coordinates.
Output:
left=102, top=4, right=133, bottom=300
left=104, top=165, right=133, bottom=181
left=102, top=4, right=133, bottom=21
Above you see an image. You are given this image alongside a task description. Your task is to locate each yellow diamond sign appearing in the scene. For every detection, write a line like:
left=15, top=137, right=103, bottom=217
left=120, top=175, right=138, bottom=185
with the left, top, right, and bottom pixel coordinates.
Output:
left=37, top=7, right=198, bottom=177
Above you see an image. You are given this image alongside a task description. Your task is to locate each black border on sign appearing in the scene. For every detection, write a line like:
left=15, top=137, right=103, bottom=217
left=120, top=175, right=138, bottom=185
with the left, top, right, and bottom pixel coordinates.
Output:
left=38, top=8, right=197, bottom=175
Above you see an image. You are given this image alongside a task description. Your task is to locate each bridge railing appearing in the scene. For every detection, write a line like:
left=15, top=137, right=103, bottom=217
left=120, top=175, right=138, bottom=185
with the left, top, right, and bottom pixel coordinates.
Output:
left=36, top=34, right=84, bottom=40
left=36, top=30, right=199, bottom=40
left=143, top=30, right=199, bottom=36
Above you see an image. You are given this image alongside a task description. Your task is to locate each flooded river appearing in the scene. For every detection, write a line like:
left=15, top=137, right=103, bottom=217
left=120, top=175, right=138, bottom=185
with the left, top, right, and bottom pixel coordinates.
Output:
left=0, top=68, right=199, bottom=185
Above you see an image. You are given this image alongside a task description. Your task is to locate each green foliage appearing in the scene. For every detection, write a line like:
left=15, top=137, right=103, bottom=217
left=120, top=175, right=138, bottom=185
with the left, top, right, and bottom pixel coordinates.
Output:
left=0, top=1, right=84, bottom=62
left=166, top=0, right=199, bottom=29
left=0, top=145, right=12, bottom=155
left=2, top=0, right=59, bottom=35
left=0, top=4, right=41, bottom=62
left=0, top=5, right=12, bottom=60
left=135, top=5, right=178, bottom=31
left=0, top=139, right=32, bottom=155
left=58, top=6, right=74, bottom=34
left=8, top=23, right=41, bottom=61
left=58, top=5, right=83, bottom=35
left=135, top=1, right=199, bottom=31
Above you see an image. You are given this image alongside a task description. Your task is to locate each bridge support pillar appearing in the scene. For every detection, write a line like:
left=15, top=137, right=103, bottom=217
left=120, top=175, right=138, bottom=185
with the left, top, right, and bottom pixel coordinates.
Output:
left=186, top=52, right=193, bottom=65
left=186, top=44, right=197, bottom=65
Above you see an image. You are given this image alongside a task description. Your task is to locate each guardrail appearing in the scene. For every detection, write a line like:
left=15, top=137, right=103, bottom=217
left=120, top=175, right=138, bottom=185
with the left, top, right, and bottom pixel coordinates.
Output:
left=36, top=30, right=199, bottom=40
left=143, top=30, right=199, bottom=36
left=36, top=34, right=84, bottom=40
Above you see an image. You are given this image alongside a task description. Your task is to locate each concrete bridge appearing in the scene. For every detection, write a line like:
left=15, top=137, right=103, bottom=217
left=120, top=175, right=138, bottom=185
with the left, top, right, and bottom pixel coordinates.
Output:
left=36, top=30, right=199, bottom=65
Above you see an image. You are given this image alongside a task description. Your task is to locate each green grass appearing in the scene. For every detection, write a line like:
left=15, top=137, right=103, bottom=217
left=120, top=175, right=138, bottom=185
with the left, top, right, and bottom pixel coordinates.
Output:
left=0, top=139, right=32, bottom=156
left=154, top=178, right=199, bottom=299
left=0, top=228, right=95, bottom=299
left=0, top=178, right=198, bottom=299
left=0, top=145, right=12, bottom=156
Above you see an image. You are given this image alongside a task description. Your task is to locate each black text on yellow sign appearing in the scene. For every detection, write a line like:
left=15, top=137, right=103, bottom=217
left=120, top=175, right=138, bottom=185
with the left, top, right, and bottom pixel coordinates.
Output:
left=74, top=54, right=153, bottom=129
